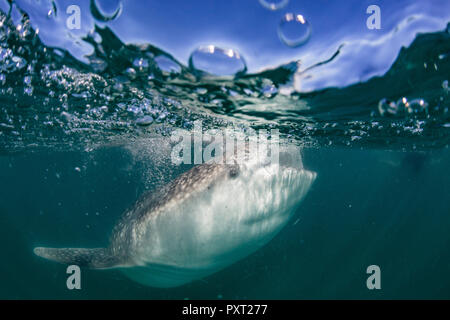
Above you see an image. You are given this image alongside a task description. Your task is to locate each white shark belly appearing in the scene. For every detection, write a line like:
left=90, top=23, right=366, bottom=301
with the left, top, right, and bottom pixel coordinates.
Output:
left=125, top=166, right=316, bottom=287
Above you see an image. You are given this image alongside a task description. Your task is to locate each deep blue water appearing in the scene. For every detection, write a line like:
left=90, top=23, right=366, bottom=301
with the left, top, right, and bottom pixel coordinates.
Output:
left=1, top=147, right=449, bottom=299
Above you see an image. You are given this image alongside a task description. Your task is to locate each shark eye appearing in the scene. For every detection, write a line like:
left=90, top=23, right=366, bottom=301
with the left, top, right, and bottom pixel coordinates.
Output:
left=228, top=165, right=240, bottom=178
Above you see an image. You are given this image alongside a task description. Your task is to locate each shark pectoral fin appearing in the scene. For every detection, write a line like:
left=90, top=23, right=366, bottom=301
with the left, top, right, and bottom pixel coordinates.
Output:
left=33, top=247, right=122, bottom=269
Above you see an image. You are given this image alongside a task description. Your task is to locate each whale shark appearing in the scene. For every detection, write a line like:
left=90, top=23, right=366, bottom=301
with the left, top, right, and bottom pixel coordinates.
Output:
left=34, top=147, right=316, bottom=288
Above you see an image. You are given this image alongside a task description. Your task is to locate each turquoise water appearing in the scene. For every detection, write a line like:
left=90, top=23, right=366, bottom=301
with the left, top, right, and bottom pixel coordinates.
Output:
left=1, top=147, right=449, bottom=299
left=0, top=1, right=449, bottom=299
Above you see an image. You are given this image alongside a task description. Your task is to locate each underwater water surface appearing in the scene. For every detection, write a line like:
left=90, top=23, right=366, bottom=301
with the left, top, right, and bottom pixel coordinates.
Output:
left=0, top=0, right=449, bottom=299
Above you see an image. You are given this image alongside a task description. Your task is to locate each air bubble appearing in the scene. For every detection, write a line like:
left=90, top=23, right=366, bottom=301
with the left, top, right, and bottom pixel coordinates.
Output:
left=136, top=116, right=154, bottom=126
left=278, top=13, right=311, bottom=48
left=188, top=45, right=247, bottom=77
left=47, top=1, right=57, bottom=19
left=378, top=98, right=399, bottom=116
left=133, top=58, right=149, bottom=69
left=396, top=97, right=409, bottom=113
left=14, top=56, right=27, bottom=69
left=406, top=99, right=428, bottom=114
left=23, top=76, right=32, bottom=85
left=261, top=80, right=278, bottom=98
left=125, top=67, right=136, bottom=79
left=24, top=87, right=33, bottom=96
left=90, top=0, right=123, bottom=22
left=0, top=47, right=13, bottom=61
left=378, top=97, right=428, bottom=116
left=155, top=56, right=181, bottom=74
left=259, top=0, right=289, bottom=11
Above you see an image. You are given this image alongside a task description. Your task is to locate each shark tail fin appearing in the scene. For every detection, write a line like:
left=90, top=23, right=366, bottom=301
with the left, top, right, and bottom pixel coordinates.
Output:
left=33, top=247, right=122, bottom=269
